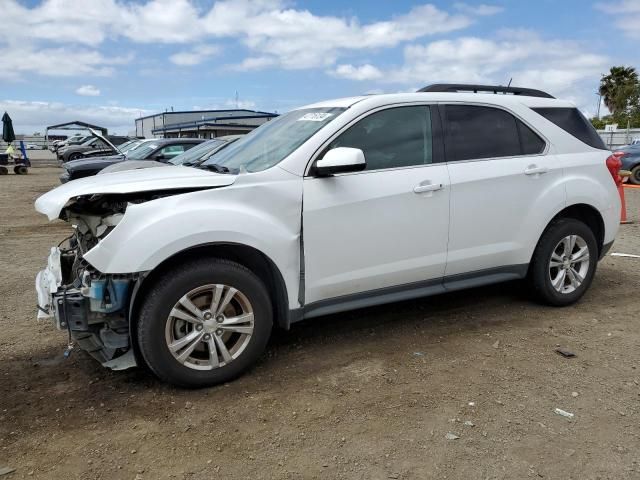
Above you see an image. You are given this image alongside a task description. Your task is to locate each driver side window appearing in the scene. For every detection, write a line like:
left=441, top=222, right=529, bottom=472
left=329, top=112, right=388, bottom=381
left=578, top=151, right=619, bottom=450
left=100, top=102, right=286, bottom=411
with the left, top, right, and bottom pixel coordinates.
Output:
left=326, top=106, right=433, bottom=171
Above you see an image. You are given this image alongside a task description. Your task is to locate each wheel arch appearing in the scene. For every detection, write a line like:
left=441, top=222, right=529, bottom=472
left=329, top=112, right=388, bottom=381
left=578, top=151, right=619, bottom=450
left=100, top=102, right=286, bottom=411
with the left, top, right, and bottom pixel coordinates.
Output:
left=531, top=203, right=605, bottom=266
left=128, top=242, right=291, bottom=359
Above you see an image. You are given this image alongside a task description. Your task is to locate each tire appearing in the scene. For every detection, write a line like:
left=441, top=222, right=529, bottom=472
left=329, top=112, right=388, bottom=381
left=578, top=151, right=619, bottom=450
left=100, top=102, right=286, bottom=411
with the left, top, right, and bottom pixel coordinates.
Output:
left=137, top=258, right=273, bottom=388
left=0, top=167, right=7, bottom=175
left=530, top=218, right=598, bottom=306
left=14, top=165, right=28, bottom=175
left=67, top=153, right=82, bottom=162
left=629, top=165, right=640, bottom=185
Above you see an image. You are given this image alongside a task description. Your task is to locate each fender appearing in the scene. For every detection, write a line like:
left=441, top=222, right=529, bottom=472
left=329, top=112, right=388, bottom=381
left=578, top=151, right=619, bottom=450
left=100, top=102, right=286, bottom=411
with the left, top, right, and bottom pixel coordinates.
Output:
left=83, top=172, right=304, bottom=308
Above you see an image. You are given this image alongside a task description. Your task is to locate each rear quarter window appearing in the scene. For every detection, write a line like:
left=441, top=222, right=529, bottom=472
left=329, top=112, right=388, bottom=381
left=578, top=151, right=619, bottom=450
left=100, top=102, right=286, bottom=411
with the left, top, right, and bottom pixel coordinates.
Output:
left=532, top=107, right=607, bottom=150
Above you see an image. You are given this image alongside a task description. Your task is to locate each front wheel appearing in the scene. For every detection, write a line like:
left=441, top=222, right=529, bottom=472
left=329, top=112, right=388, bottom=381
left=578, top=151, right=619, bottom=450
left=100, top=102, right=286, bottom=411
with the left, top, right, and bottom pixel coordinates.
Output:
left=67, top=153, right=82, bottom=161
left=529, top=218, right=598, bottom=306
left=137, top=258, right=273, bottom=388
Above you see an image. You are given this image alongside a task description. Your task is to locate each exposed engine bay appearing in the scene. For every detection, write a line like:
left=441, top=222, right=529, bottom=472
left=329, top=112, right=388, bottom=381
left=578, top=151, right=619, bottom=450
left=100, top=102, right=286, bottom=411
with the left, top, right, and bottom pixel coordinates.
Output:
left=36, top=190, right=203, bottom=369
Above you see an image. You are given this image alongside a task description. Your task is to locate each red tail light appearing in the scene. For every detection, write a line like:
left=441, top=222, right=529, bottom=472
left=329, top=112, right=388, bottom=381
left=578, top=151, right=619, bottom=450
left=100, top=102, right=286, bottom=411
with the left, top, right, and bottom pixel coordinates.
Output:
left=606, top=152, right=623, bottom=186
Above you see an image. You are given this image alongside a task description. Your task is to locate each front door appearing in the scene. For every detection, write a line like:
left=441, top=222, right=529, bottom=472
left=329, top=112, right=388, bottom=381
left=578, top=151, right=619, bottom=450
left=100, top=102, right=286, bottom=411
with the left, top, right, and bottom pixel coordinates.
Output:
left=302, top=105, right=450, bottom=304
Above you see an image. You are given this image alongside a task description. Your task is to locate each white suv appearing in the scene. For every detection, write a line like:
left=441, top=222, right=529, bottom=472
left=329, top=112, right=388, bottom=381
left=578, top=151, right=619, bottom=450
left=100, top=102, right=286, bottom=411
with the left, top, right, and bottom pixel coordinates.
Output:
left=35, top=84, right=621, bottom=387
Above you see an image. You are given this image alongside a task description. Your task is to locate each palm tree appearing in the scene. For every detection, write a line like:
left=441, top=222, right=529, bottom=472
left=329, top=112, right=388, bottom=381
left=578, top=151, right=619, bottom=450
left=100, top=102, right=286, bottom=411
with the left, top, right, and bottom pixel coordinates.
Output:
left=599, top=66, right=639, bottom=114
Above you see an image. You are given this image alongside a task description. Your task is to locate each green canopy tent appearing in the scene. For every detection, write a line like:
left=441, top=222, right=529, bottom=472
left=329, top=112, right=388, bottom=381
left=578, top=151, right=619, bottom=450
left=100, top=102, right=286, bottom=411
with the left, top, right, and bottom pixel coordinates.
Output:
left=2, top=112, right=15, bottom=143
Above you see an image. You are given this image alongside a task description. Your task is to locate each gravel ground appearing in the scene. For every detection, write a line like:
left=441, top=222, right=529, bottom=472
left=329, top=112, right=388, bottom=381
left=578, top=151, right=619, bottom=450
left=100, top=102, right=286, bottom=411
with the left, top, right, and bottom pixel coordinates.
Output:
left=1, top=168, right=639, bottom=480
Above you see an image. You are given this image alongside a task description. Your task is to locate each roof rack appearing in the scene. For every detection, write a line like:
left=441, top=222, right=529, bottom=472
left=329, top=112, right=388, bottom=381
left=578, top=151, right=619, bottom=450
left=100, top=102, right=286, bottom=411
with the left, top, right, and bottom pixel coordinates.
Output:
left=418, top=83, right=555, bottom=99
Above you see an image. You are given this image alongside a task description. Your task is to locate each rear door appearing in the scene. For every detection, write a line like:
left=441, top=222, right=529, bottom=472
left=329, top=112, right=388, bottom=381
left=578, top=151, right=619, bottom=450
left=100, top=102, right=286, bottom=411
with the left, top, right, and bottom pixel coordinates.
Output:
left=443, top=103, right=565, bottom=277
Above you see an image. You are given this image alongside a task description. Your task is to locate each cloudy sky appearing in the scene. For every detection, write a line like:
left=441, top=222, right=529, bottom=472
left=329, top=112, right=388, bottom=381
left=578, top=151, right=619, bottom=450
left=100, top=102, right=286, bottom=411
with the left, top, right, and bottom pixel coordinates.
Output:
left=1, top=0, right=638, bottom=135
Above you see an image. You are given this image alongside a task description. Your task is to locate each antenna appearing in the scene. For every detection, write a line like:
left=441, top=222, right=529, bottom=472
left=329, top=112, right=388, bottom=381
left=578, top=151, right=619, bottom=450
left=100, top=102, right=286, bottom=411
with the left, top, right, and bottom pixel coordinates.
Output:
left=506, top=77, right=513, bottom=89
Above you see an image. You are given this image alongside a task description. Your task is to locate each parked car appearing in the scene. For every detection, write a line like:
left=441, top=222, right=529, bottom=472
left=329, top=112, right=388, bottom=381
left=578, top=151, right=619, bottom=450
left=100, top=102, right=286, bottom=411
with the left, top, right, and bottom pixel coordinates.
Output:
left=59, top=138, right=205, bottom=182
left=74, top=136, right=137, bottom=161
left=98, top=135, right=242, bottom=174
left=615, top=144, right=640, bottom=184
left=25, top=143, right=40, bottom=150
left=35, top=84, right=621, bottom=387
left=59, top=137, right=114, bottom=162
left=50, top=135, right=90, bottom=154
left=76, top=139, right=153, bottom=164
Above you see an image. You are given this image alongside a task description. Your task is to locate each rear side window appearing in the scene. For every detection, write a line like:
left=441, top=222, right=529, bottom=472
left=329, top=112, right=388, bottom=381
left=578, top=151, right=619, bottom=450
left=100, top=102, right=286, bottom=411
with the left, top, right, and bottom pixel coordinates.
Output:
left=443, top=105, right=545, bottom=162
left=533, top=107, right=607, bottom=150
left=518, top=121, right=546, bottom=155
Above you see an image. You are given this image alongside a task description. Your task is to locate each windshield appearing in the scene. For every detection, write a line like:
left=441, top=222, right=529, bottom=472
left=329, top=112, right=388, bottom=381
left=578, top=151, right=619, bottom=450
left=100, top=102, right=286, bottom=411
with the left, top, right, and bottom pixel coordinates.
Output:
left=168, top=139, right=225, bottom=165
left=202, top=107, right=345, bottom=172
left=116, top=139, right=138, bottom=153
left=127, top=142, right=159, bottom=159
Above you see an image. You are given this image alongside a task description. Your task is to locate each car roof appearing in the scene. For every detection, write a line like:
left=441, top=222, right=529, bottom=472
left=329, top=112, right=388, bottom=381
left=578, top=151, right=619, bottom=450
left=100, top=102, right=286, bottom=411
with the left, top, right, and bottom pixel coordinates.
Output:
left=298, top=92, right=573, bottom=111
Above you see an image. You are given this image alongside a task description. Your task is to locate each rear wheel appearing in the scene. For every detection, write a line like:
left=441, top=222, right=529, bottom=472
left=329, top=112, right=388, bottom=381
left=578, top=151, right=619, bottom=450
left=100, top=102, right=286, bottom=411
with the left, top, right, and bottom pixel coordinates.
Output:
left=530, top=218, right=598, bottom=306
left=14, top=165, right=28, bottom=175
left=0, top=167, right=7, bottom=175
left=68, top=153, right=82, bottom=161
left=629, top=165, right=640, bottom=185
left=137, top=258, right=273, bottom=388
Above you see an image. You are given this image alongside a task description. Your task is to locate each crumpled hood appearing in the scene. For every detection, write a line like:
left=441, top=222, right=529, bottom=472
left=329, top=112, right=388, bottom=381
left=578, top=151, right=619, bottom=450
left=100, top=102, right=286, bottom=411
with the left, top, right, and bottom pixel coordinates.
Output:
left=35, top=165, right=237, bottom=220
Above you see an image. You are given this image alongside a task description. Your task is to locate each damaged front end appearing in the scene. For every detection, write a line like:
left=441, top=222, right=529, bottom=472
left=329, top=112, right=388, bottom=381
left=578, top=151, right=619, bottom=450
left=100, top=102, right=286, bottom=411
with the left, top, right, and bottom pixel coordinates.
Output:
left=35, top=192, right=162, bottom=370
left=34, top=167, right=239, bottom=370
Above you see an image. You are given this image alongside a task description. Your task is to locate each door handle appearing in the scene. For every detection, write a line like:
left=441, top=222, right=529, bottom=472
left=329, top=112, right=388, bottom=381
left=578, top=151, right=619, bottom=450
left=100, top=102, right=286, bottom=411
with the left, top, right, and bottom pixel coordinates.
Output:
left=413, top=182, right=444, bottom=194
left=524, top=165, right=549, bottom=175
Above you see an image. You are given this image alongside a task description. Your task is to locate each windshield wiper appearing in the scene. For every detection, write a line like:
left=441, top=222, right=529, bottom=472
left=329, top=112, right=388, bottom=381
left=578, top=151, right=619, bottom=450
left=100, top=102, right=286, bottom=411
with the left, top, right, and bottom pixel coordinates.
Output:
left=198, top=163, right=232, bottom=174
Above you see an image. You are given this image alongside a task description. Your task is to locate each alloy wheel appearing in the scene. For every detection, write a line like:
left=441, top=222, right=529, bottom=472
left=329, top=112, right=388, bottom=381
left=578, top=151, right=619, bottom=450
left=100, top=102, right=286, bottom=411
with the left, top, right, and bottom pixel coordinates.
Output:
left=548, top=235, right=590, bottom=294
left=164, top=284, right=254, bottom=370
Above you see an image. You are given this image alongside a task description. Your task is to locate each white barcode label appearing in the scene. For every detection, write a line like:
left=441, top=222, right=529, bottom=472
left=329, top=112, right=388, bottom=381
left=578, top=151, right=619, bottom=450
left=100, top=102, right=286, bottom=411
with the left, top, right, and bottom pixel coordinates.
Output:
left=297, top=112, right=333, bottom=122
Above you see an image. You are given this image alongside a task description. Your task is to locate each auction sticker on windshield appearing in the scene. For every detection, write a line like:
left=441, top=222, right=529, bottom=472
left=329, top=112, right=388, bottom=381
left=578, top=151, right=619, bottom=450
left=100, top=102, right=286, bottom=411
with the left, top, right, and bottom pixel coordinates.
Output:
left=297, top=112, right=334, bottom=122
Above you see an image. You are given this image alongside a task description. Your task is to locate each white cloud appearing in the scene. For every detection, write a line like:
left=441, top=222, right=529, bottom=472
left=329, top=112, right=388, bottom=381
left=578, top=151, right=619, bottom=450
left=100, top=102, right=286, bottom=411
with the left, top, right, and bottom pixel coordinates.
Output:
left=169, top=45, right=220, bottom=66
left=330, top=64, right=383, bottom=81
left=454, top=3, right=504, bottom=16
left=595, top=0, right=640, bottom=38
left=213, top=2, right=475, bottom=70
left=75, top=85, right=101, bottom=96
left=0, top=0, right=206, bottom=46
left=382, top=33, right=604, bottom=92
left=0, top=0, right=493, bottom=76
left=333, top=31, right=608, bottom=114
left=0, top=99, right=149, bottom=135
left=0, top=45, right=132, bottom=80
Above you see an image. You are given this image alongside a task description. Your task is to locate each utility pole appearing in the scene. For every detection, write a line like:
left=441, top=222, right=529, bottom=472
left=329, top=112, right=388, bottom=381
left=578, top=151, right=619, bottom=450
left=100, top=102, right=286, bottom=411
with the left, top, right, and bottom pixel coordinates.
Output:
left=595, top=92, right=602, bottom=120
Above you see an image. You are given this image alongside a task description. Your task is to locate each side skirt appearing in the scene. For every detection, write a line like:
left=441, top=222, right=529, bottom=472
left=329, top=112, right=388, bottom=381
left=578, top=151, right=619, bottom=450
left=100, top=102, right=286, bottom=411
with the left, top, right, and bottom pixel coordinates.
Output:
left=293, top=264, right=528, bottom=323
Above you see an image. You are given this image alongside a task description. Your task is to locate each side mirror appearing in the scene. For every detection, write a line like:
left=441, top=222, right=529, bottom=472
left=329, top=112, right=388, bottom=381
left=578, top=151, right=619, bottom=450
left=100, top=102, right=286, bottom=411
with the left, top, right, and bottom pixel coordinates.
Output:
left=153, top=153, right=166, bottom=161
left=314, top=147, right=366, bottom=176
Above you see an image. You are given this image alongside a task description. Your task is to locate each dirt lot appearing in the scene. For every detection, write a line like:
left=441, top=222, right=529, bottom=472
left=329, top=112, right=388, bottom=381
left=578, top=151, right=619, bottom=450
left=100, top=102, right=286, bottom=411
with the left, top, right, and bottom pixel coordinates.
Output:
left=1, top=168, right=639, bottom=479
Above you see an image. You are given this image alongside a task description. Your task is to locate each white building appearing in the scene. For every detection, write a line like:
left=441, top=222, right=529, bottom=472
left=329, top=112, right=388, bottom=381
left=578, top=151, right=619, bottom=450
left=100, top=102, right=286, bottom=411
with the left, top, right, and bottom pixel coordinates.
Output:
left=135, top=109, right=278, bottom=139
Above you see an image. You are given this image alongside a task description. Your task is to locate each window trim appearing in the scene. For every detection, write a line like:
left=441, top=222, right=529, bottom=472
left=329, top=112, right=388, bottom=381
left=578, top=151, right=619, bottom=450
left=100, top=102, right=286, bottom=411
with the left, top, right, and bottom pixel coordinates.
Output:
left=304, top=102, right=445, bottom=177
left=438, top=102, right=549, bottom=165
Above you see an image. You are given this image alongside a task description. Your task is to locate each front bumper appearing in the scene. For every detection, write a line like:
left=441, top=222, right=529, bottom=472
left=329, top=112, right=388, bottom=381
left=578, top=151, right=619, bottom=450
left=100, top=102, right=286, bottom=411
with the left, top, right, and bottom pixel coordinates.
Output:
left=36, top=247, right=137, bottom=370
left=59, top=171, right=70, bottom=183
